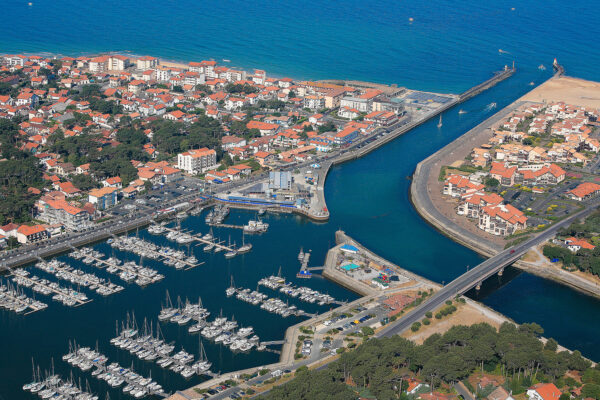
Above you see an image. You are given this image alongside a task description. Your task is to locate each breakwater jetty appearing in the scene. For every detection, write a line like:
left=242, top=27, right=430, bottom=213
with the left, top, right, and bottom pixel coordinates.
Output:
left=311, top=67, right=516, bottom=220
left=409, top=65, right=600, bottom=299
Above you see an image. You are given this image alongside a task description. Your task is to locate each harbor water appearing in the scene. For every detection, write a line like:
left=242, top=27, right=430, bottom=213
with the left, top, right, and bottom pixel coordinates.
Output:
left=2, top=0, right=600, bottom=398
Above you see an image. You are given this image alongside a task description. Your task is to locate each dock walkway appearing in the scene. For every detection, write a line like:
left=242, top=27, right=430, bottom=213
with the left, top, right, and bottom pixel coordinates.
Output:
left=11, top=273, right=91, bottom=307
left=163, top=227, right=237, bottom=253
left=0, top=282, right=47, bottom=315
left=112, top=236, right=202, bottom=270
left=35, top=260, right=120, bottom=296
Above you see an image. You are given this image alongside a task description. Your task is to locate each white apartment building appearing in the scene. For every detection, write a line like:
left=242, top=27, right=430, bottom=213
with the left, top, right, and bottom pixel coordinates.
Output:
left=177, top=148, right=217, bottom=174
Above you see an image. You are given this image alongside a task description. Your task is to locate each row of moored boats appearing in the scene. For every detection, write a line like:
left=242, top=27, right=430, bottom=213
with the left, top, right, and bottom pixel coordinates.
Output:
left=258, top=275, right=335, bottom=305
left=0, top=279, right=47, bottom=314
left=35, top=259, right=124, bottom=296
left=12, top=269, right=88, bottom=307
left=63, top=343, right=164, bottom=398
left=110, top=235, right=198, bottom=269
left=73, top=247, right=164, bottom=287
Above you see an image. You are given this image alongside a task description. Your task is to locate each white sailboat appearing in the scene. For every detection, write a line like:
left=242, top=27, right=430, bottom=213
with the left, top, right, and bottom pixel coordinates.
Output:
left=437, top=114, right=442, bottom=128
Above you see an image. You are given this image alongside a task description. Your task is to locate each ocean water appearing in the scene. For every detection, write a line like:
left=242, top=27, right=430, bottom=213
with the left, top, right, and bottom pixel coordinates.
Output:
left=2, top=0, right=599, bottom=90
left=2, top=0, right=600, bottom=398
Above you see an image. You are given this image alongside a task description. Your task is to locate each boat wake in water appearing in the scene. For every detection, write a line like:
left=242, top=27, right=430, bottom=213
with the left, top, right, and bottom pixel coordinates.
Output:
left=485, top=102, right=497, bottom=111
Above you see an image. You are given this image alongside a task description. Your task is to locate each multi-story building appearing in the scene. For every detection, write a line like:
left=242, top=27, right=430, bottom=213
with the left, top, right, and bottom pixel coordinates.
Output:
left=478, top=203, right=527, bottom=236
left=37, top=199, right=91, bottom=231
left=136, top=56, right=158, bottom=70
left=177, top=148, right=217, bottom=174
left=16, top=224, right=48, bottom=244
left=88, top=187, right=118, bottom=210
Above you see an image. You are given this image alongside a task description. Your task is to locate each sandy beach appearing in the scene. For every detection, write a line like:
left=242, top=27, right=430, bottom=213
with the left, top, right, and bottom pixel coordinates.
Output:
left=521, top=76, right=600, bottom=108
left=158, top=59, right=189, bottom=70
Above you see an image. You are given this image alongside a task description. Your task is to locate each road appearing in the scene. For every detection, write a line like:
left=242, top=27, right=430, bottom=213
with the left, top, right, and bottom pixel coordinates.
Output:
left=378, top=200, right=600, bottom=338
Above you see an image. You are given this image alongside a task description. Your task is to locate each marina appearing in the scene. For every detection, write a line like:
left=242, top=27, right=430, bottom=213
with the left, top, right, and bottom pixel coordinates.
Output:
left=161, top=226, right=244, bottom=258
left=11, top=269, right=91, bottom=307
left=228, top=285, right=313, bottom=318
left=63, top=342, right=166, bottom=398
left=23, top=363, right=100, bottom=400
left=258, top=274, right=341, bottom=305
left=35, top=259, right=125, bottom=297
left=73, top=247, right=165, bottom=287
left=0, top=279, right=48, bottom=314
left=109, top=235, right=202, bottom=270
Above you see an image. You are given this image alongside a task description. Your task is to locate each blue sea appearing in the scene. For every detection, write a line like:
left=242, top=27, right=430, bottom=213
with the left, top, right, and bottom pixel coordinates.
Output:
left=2, top=0, right=600, bottom=398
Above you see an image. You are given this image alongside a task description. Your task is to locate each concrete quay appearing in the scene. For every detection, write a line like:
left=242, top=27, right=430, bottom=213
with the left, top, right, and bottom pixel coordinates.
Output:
left=313, top=67, right=516, bottom=220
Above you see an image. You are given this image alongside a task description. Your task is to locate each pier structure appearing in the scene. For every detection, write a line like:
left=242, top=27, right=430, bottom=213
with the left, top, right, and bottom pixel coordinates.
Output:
left=110, top=236, right=202, bottom=270
left=209, top=223, right=244, bottom=230
left=75, top=250, right=164, bottom=287
left=162, top=227, right=237, bottom=253
left=0, top=280, right=47, bottom=314
left=34, top=259, right=124, bottom=297
left=11, top=271, right=91, bottom=307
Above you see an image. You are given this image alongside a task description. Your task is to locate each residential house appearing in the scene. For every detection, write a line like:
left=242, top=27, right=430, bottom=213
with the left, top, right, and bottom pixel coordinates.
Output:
left=254, top=151, right=276, bottom=167
left=102, top=176, right=122, bottom=189
left=221, top=135, right=247, bottom=150
left=526, top=383, right=561, bottom=400
left=16, top=224, right=49, bottom=244
left=246, top=121, right=280, bottom=136
left=564, top=237, right=595, bottom=252
left=488, top=387, right=514, bottom=400
left=567, top=182, right=600, bottom=201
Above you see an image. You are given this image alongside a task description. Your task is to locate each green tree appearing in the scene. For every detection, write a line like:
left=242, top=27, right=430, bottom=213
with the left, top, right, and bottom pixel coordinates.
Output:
left=485, top=178, right=500, bottom=188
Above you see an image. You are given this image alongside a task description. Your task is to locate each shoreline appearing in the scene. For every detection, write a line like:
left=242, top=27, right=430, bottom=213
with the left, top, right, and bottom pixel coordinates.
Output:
left=409, top=74, right=600, bottom=300
left=175, top=230, right=593, bottom=398
left=174, top=231, right=512, bottom=398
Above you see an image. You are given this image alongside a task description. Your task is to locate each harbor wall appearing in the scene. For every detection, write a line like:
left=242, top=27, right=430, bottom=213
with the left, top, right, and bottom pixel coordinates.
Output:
left=409, top=71, right=600, bottom=299
left=315, top=68, right=516, bottom=219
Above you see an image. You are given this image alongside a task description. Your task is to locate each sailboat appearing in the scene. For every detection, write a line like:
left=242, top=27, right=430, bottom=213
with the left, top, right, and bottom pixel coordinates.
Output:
left=238, top=233, right=252, bottom=253
left=226, top=276, right=236, bottom=297
left=437, top=115, right=443, bottom=128
left=224, top=235, right=237, bottom=258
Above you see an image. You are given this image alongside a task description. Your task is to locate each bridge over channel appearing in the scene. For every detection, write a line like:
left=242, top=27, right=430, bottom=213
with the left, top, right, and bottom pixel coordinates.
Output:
left=378, top=200, right=599, bottom=338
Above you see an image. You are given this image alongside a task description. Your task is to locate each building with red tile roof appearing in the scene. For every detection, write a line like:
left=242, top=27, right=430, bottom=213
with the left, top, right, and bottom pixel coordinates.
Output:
left=16, top=224, right=48, bottom=244
left=567, top=182, right=600, bottom=201
left=527, top=383, right=561, bottom=400
left=564, top=237, right=595, bottom=252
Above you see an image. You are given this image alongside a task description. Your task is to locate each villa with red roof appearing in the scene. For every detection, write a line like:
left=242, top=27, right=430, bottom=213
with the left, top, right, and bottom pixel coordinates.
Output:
left=527, top=383, right=561, bottom=400
left=567, top=182, right=600, bottom=201
left=478, top=203, right=528, bottom=236
left=564, top=237, right=595, bottom=252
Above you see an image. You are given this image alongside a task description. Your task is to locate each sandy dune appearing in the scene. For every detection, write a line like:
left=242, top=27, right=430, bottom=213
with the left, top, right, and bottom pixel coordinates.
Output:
left=521, top=76, right=600, bottom=108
